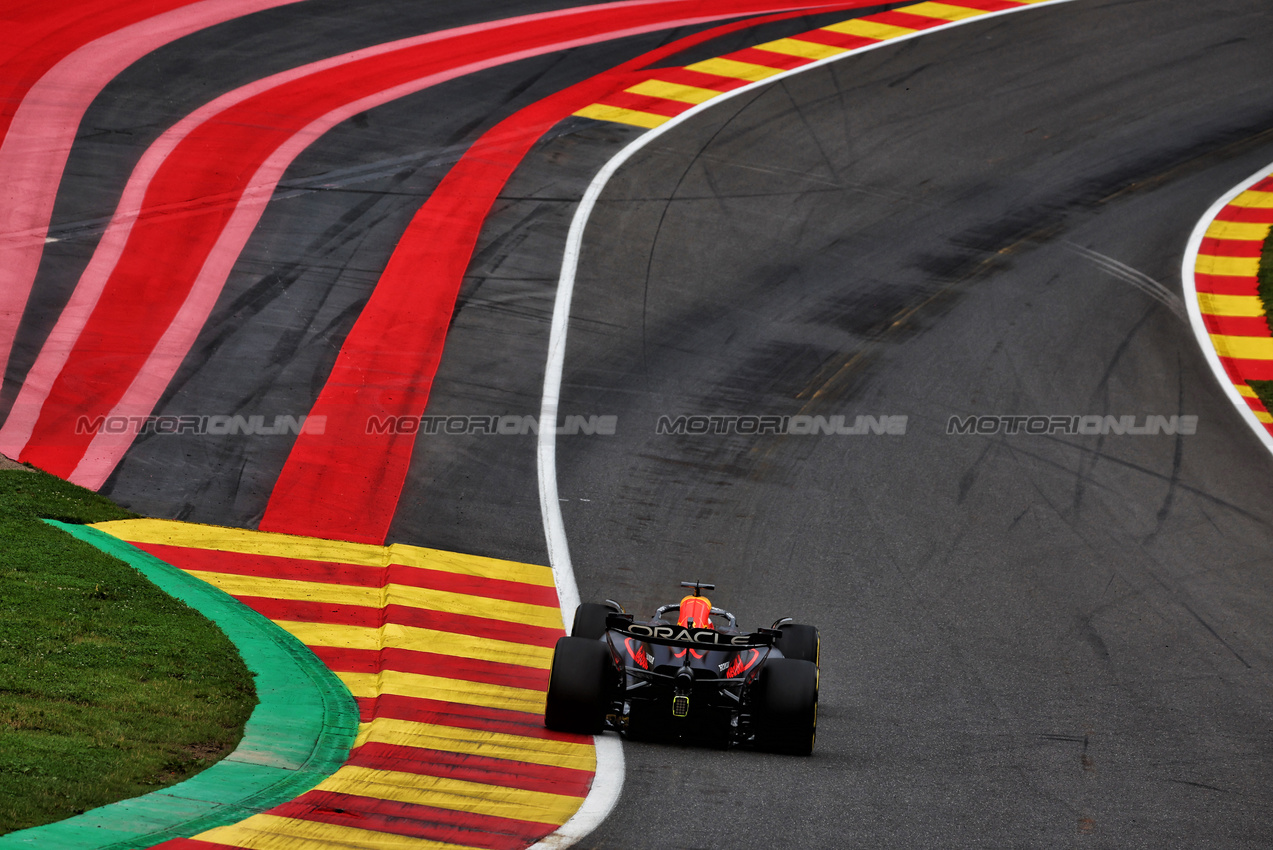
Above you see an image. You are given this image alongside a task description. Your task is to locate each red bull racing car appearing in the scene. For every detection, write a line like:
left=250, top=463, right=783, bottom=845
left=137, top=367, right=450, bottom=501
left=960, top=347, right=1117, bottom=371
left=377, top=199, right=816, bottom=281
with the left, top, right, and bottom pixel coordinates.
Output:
left=544, top=582, right=819, bottom=755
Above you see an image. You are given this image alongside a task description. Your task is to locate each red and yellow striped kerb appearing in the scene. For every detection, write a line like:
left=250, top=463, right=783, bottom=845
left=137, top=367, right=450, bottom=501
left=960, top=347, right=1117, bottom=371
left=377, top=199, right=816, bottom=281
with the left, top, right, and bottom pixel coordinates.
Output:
left=1193, top=174, right=1273, bottom=433
left=91, top=519, right=591, bottom=850
left=575, top=0, right=1056, bottom=128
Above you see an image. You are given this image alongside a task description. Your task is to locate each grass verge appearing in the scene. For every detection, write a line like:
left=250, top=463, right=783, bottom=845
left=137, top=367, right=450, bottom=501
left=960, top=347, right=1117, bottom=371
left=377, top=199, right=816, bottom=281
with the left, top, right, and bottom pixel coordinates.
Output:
left=0, top=463, right=256, bottom=835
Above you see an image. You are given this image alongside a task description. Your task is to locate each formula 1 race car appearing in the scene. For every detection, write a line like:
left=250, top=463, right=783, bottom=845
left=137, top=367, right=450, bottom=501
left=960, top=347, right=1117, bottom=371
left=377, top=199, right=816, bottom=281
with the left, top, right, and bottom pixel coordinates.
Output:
left=544, top=582, right=819, bottom=754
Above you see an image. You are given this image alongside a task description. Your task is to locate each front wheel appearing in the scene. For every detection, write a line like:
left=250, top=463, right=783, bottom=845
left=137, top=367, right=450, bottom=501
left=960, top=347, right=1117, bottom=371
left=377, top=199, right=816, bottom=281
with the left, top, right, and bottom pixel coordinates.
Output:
left=751, top=657, right=818, bottom=755
left=544, top=636, right=613, bottom=734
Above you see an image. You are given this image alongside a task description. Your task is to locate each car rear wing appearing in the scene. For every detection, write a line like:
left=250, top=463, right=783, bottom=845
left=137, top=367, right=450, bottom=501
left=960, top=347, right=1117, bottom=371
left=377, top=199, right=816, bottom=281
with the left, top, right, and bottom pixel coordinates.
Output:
left=605, top=612, right=777, bottom=650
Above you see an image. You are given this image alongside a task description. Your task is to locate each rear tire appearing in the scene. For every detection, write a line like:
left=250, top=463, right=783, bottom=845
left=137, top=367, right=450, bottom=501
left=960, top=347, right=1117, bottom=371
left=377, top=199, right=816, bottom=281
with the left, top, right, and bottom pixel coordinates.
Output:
left=775, top=623, right=820, bottom=665
left=544, top=636, right=613, bottom=733
left=571, top=603, right=612, bottom=640
left=752, top=658, right=818, bottom=755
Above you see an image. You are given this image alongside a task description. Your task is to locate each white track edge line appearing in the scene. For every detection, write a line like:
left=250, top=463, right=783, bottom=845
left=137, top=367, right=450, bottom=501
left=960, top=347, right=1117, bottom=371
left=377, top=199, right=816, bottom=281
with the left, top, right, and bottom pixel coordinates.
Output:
left=1180, top=160, right=1273, bottom=457
left=533, top=2, right=1078, bottom=846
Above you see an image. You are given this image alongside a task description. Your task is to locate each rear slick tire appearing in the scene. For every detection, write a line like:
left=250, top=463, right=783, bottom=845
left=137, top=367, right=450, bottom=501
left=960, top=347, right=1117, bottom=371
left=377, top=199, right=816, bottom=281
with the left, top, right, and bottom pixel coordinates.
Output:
left=544, top=635, right=612, bottom=734
left=752, top=657, right=818, bottom=755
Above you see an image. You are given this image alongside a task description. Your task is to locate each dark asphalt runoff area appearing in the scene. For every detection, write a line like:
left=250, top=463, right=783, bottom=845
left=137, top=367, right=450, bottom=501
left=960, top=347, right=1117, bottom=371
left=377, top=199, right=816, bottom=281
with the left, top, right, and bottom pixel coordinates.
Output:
left=20, top=0, right=1273, bottom=846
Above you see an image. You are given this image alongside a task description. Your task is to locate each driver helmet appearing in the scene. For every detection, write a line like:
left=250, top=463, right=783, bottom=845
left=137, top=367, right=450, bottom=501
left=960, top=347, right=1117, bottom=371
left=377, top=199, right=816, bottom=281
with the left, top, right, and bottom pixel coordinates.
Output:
left=678, top=594, right=713, bottom=629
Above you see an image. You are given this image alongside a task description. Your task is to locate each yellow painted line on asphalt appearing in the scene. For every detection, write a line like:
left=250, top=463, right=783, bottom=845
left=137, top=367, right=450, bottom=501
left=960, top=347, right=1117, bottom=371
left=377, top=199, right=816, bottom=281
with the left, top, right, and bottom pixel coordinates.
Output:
left=92, top=518, right=390, bottom=566
left=1210, top=333, right=1273, bottom=360
left=201, top=812, right=490, bottom=850
left=1238, top=383, right=1259, bottom=398
left=1196, top=254, right=1262, bottom=278
left=389, top=545, right=556, bottom=588
left=386, top=585, right=560, bottom=628
left=93, top=518, right=558, bottom=588
left=317, top=766, right=584, bottom=824
left=1231, top=190, right=1273, bottom=208
left=184, top=571, right=562, bottom=628
left=354, top=718, right=596, bottom=771
left=685, top=56, right=786, bottom=82
left=903, top=1, right=990, bottom=21
left=336, top=670, right=547, bottom=714
left=625, top=78, right=721, bottom=104
left=824, top=18, right=915, bottom=40
left=574, top=102, right=669, bottom=128
left=1204, top=219, right=1272, bottom=241
left=754, top=37, right=846, bottom=61
left=1197, top=292, right=1266, bottom=317
left=273, top=621, right=554, bottom=667
left=186, top=569, right=382, bottom=606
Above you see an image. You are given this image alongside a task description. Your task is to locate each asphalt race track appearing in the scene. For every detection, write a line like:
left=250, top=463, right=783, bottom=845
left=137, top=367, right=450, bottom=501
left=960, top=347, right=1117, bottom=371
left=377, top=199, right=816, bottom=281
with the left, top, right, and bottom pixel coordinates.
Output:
left=559, top=1, right=1273, bottom=846
left=6, top=0, right=1273, bottom=846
